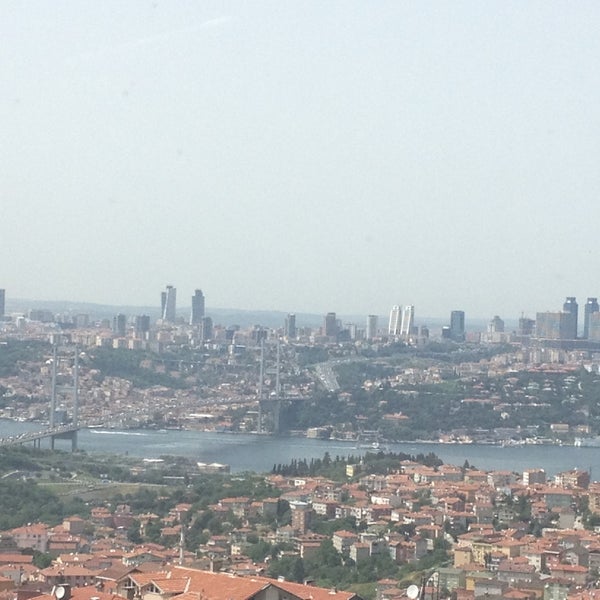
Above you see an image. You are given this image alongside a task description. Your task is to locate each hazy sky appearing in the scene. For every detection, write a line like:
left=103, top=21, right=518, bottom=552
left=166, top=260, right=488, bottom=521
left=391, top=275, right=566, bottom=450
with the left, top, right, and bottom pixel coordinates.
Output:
left=3, top=1, right=600, bottom=319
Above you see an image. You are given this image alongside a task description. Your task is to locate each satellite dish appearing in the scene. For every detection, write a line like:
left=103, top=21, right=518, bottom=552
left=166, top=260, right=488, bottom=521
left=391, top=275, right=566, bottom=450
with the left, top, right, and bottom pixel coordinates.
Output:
left=54, top=585, right=70, bottom=600
left=407, top=584, right=420, bottom=599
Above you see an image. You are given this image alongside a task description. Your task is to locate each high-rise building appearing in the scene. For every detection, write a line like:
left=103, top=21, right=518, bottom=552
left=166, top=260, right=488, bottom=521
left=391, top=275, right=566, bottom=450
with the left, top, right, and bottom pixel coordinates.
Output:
left=0, top=289, right=4, bottom=318
left=488, top=316, right=505, bottom=333
left=584, top=298, right=599, bottom=339
left=388, top=305, right=401, bottom=335
left=366, top=315, right=378, bottom=340
left=324, top=312, right=338, bottom=337
left=400, top=305, right=415, bottom=337
left=450, top=311, right=465, bottom=342
left=518, top=317, right=535, bottom=336
left=535, top=311, right=572, bottom=340
left=135, top=315, right=151, bottom=335
left=200, top=316, right=213, bottom=341
left=285, top=313, right=297, bottom=338
left=190, top=289, right=205, bottom=325
left=161, top=285, right=177, bottom=322
left=589, top=312, right=600, bottom=342
left=562, top=297, right=578, bottom=339
left=113, top=314, right=127, bottom=337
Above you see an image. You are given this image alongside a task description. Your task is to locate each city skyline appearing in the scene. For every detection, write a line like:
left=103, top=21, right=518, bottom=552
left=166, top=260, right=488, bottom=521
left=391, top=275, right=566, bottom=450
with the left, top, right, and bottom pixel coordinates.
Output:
left=3, top=3, right=600, bottom=318
left=6, top=287, right=600, bottom=336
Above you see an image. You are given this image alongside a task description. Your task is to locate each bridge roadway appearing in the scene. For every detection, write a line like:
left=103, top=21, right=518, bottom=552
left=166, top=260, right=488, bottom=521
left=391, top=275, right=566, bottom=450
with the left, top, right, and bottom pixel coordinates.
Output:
left=0, top=424, right=80, bottom=448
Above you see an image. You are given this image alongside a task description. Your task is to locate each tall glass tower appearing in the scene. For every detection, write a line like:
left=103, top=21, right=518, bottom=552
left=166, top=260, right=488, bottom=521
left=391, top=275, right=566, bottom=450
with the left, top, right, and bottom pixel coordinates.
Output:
left=450, top=310, right=465, bottom=341
left=190, top=289, right=205, bottom=325
left=161, top=285, right=177, bottom=322
left=584, top=297, right=599, bottom=339
left=563, top=296, right=578, bottom=339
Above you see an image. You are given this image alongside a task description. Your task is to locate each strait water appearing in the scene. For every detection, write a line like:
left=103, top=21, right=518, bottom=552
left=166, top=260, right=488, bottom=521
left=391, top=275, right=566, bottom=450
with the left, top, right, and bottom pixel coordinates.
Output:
left=0, top=420, right=599, bottom=476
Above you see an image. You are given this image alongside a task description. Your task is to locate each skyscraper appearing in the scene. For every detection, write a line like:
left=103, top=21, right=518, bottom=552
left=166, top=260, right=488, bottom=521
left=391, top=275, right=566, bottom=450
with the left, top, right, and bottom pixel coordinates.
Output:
left=400, top=305, right=415, bottom=337
left=488, top=316, right=505, bottom=333
left=200, top=316, right=213, bottom=341
left=562, top=297, right=578, bottom=339
left=388, top=305, right=401, bottom=335
left=190, top=289, right=205, bottom=325
left=161, top=285, right=177, bottom=322
left=535, top=311, right=574, bottom=340
left=450, top=310, right=465, bottom=342
left=113, top=313, right=127, bottom=337
left=285, top=313, right=297, bottom=338
left=135, top=315, right=151, bottom=336
left=0, top=289, right=4, bottom=318
left=324, top=312, right=338, bottom=337
left=366, top=315, right=378, bottom=340
left=584, top=298, right=599, bottom=339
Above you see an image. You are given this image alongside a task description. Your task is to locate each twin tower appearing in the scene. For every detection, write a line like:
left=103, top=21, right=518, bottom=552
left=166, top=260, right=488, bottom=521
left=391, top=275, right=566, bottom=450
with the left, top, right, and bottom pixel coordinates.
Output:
left=160, top=286, right=205, bottom=325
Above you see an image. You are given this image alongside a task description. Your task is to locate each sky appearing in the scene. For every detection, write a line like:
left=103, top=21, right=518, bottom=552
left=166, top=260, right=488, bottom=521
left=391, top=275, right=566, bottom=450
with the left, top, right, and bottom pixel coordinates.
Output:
left=2, top=1, right=600, bottom=320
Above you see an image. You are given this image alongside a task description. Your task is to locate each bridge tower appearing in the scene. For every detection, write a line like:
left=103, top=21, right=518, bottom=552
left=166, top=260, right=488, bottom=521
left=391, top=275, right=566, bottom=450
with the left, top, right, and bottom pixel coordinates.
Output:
left=257, top=339, right=282, bottom=435
left=48, top=341, right=80, bottom=451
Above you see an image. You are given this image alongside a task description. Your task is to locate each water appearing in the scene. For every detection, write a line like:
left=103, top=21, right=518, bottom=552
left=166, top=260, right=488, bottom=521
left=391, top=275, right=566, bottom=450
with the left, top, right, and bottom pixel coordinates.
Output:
left=0, top=420, right=599, bottom=476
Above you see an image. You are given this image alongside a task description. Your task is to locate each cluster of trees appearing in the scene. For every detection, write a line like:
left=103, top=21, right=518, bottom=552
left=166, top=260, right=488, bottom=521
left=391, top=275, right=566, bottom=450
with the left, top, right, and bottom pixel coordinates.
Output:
left=261, top=536, right=451, bottom=593
left=272, top=450, right=443, bottom=479
left=0, top=479, right=88, bottom=529
left=88, top=348, right=188, bottom=389
left=0, top=340, right=49, bottom=377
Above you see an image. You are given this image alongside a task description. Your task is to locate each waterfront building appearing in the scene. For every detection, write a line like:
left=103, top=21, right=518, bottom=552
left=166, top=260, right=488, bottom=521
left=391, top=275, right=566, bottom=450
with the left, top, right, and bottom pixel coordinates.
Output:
left=190, top=289, right=205, bottom=325
left=400, top=305, right=414, bottom=337
left=366, top=314, right=378, bottom=340
left=161, top=285, right=177, bottom=322
left=285, top=313, right=296, bottom=338
left=584, top=297, right=599, bottom=339
left=388, top=305, right=401, bottom=335
left=450, top=310, right=465, bottom=342
left=563, top=296, right=578, bottom=339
